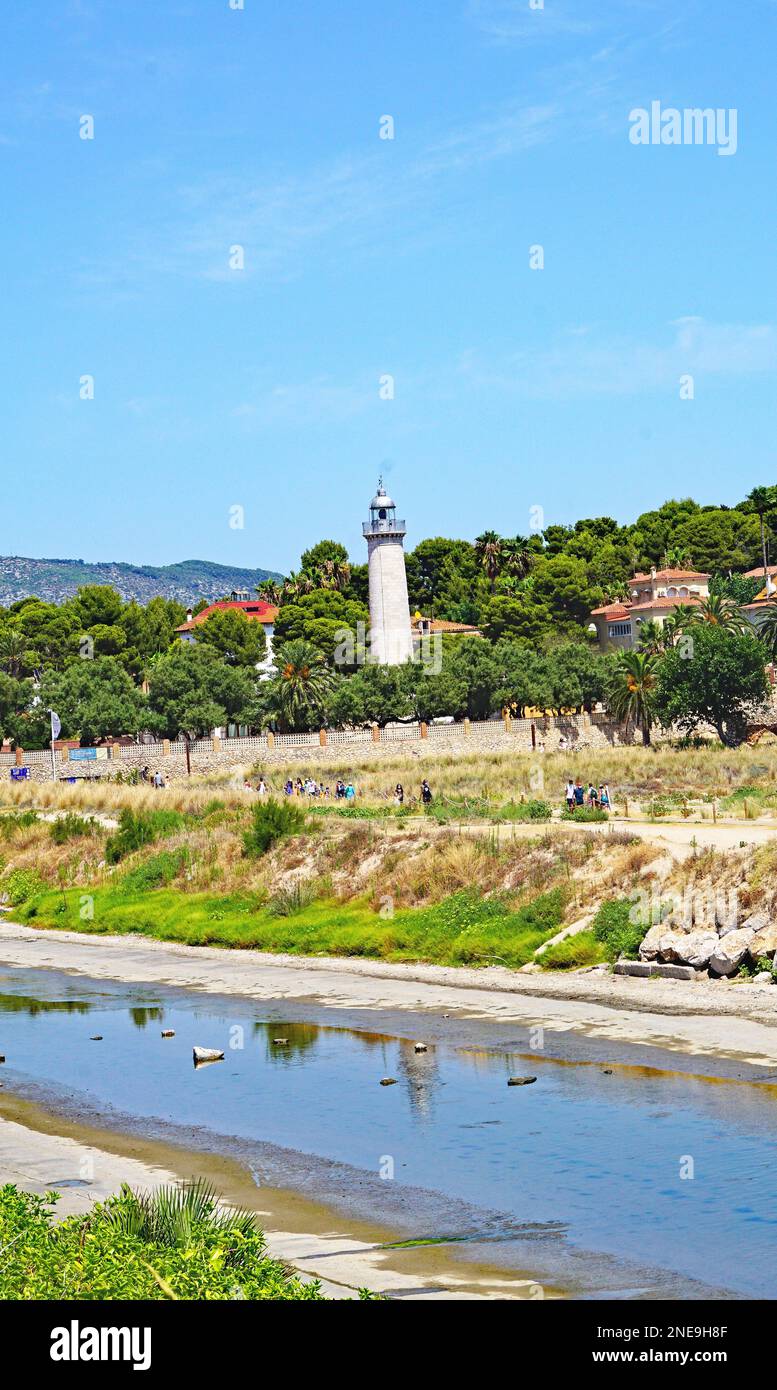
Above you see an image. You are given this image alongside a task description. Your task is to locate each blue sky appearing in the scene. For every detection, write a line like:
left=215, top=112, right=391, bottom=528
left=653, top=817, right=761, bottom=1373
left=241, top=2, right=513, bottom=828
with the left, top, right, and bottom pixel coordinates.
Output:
left=1, top=0, right=775, bottom=574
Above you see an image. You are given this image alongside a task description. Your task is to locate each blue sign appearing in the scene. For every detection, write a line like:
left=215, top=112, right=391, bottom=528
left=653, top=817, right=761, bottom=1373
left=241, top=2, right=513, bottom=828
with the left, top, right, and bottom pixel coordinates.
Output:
left=10, top=767, right=29, bottom=781
left=69, top=748, right=98, bottom=761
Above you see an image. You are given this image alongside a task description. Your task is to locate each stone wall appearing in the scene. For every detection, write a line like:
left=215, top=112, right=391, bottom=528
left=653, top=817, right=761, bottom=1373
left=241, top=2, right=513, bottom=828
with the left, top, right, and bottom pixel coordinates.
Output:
left=1, top=714, right=653, bottom=785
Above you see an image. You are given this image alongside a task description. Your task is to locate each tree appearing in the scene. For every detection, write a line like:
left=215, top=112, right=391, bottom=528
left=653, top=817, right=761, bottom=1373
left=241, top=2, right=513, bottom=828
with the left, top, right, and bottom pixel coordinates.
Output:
left=745, top=485, right=777, bottom=577
left=530, top=555, right=604, bottom=632
left=655, top=625, right=769, bottom=747
left=691, top=594, right=749, bottom=633
left=267, top=639, right=336, bottom=732
left=0, top=672, right=33, bottom=746
left=326, top=663, right=410, bottom=727
left=480, top=594, right=553, bottom=643
left=257, top=579, right=283, bottom=605
left=41, top=657, right=147, bottom=745
left=446, top=636, right=500, bottom=719
left=607, top=651, right=658, bottom=745
left=196, top=609, right=267, bottom=668
left=147, top=645, right=255, bottom=739
left=474, top=531, right=503, bottom=592
left=754, top=606, right=777, bottom=662
left=0, top=622, right=33, bottom=679
left=69, top=585, right=124, bottom=630
left=272, top=590, right=369, bottom=667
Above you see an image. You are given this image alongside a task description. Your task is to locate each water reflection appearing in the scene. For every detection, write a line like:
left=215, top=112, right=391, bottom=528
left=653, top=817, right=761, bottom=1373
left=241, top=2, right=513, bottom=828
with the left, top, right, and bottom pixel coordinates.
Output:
left=128, top=1007, right=164, bottom=1029
left=0, top=993, right=91, bottom=1017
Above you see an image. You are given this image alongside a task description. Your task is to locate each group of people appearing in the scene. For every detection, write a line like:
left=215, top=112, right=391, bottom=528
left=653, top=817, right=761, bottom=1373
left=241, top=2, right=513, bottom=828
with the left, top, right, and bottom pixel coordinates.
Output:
left=239, top=776, right=434, bottom=807
left=564, top=777, right=611, bottom=812
left=140, top=766, right=166, bottom=789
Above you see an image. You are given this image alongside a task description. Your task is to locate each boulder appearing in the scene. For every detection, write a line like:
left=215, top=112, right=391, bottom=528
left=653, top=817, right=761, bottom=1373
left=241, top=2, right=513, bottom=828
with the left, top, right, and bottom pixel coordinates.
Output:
left=414, top=1043, right=428, bottom=1054
left=753, top=971, right=774, bottom=984
left=192, top=1046, right=224, bottom=1063
left=655, top=929, right=690, bottom=962
left=671, top=930, right=719, bottom=970
left=380, top=1077, right=398, bottom=1086
left=161, top=1030, right=175, bottom=1038
left=639, top=923, right=664, bottom=960
left=709, top=928, right=755, bottom=977
left=507, top=1076, right=537, bottom=1086
left=745, top=917, right=777, bottom=958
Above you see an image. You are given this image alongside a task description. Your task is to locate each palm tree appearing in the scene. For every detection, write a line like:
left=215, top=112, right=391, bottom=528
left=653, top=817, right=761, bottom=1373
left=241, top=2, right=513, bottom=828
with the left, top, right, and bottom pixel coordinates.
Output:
left=474, top=531, right=503, bottom=591
left=746, top=485, right=777, bottom=580
left=635, top=618, right=666, bottom=656
left=319, top=558, right=351, bottom=592
left=501, top=535, right=532, bottom=581
left=692, top=594, right=749, bottom=633
left=281, top=571, right=304, bottom=601
left=609, top=650, right=658, bottom=745
left=662, top=545, right=694, bottom=570
left=272, top=639, right=335, bottom=731
left=256, top=580, right=283, bottom=605
left=0, top=624, right=29, bottom=678
left=661, top=603, right=697, bottom=647
left=755, top=606, right=777, bottom=662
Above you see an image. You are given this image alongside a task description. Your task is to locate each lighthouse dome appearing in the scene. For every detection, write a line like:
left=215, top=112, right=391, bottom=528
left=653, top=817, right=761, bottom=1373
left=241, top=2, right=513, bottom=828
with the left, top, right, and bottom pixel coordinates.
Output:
left=370, top=486, right=395, bottom=510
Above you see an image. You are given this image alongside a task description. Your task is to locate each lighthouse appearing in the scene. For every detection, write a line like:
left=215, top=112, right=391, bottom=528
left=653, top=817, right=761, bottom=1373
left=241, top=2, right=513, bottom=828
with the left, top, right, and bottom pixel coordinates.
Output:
left=363, top=479, right=413, bottom=665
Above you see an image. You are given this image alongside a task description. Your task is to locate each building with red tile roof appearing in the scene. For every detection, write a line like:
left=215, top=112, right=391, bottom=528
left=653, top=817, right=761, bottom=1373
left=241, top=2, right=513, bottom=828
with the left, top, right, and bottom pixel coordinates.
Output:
left=175, top=591, right=278, bottom=675
left=590, top=567, right=710, bottom=649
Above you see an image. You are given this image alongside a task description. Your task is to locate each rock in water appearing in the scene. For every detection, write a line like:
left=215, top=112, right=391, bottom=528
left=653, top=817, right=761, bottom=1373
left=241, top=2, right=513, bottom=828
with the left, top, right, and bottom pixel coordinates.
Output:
left=380, top=1077, right=398, bottom=1086
left=414, top=1043, right=428, bottom=1053
left=507, top=1076, right=537, bottom=1086
left=272, top=1038, right=289, bottom=1046
left=161, top=1030, right=175, bottom=1038
left=90, top=1036, right=103, bottom=1041
left=192, top=1046, right=224, bottom=1063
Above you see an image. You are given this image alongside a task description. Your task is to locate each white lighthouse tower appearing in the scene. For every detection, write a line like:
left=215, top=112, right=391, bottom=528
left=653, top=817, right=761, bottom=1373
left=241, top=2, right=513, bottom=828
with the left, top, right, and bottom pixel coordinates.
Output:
left=363, top=479, right=413, bottom=665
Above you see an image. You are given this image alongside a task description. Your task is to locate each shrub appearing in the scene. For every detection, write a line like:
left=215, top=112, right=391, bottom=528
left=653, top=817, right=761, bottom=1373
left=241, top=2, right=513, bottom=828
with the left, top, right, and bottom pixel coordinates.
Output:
left=242, top=798, right=308, bottom=857
left=495, top=799, right=552, bottom=823
left=592, top=897, right=646, bottom=961
left=0, top=1181, right=324, bottom=1300
left=540, top=930, right=606, bottom=970
left=561, top=805, right=608, bottom=823
left=0, top=811, right=39, bottom=840
left=268, top=880, right=317, bottom=916
left=105, top=809, right=185, bottom=863
left=120, top=849, right=192, bottom=892
left=49, top=814, right=99, bottom=844
left=1, top=868, right=45, bottom=906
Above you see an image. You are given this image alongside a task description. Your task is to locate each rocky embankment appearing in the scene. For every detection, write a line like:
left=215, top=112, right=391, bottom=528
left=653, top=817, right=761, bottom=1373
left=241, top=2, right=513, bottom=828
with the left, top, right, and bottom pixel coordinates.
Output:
left=639, top=909, right=777, bottom=980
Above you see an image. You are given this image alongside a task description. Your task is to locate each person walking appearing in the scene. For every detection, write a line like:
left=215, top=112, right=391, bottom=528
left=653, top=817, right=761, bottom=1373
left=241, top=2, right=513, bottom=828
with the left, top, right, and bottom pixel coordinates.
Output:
left=565, top=778, right=575, bottom=812
left=394, top=782, right=404, bottom=805
left=421, top=779, right=432, bottom=805
left=574, top=779, right=585, bottom=808
left=257, top=776, right=268, bottom=797
left=600, top=784, right=611, bottom=811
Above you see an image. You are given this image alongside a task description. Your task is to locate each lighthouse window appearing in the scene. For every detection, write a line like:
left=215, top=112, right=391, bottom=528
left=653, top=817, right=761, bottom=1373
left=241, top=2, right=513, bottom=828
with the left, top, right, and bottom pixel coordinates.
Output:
left=378, top=508, right=387, bottom=519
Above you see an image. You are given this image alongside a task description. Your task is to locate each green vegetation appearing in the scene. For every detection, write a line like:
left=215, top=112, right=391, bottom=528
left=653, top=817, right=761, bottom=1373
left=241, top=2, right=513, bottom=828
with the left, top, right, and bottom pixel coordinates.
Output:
left=17, top=883, right=567, bottom=969
left=0, top=1181, right=323, bottom=1301
left=49, top=812, right=98, bottom=844
left=2, top=487, right=776, bottom=751
left=561, top=805, right=609, bottom=822
left=242, top=798, right=308, bottom=857
left=105, top=808, right=186, bottom=863
left=591, top=898, right=648, bottom=961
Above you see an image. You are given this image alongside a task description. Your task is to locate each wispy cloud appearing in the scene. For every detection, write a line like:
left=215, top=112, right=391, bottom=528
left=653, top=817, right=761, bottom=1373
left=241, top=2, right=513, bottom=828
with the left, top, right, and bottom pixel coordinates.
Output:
left=451, top=318, right=777, bottom=399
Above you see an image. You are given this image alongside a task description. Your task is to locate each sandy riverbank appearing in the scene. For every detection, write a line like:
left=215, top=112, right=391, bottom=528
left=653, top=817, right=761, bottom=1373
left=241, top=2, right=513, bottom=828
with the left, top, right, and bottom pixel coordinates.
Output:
left=2, top=920, right=777, bottom=1067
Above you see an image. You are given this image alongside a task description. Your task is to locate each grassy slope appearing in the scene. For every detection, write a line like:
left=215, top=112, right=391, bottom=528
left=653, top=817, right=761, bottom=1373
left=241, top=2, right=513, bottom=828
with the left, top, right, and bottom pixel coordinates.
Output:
left=18, top=885, right=568, bottom=970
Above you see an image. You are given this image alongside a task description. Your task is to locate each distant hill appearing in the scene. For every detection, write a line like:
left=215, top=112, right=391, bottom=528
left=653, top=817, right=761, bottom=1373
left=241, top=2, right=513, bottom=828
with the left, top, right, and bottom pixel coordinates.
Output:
left=0, top=556, right=283, bottom=607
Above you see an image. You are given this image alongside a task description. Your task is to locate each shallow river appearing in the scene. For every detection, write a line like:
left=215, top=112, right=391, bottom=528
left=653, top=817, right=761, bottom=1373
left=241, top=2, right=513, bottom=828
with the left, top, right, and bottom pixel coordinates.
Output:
left=1, top=963, right=776, bottom=1299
